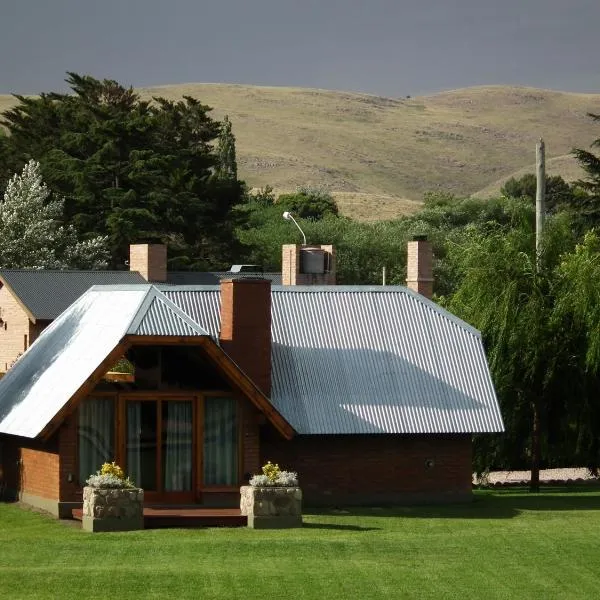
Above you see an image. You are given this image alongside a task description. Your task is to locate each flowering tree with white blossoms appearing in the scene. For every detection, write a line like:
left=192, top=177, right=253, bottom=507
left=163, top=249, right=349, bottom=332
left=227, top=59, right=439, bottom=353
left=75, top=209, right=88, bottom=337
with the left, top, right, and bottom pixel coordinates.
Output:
left=0, top=160, right=109, bottom=269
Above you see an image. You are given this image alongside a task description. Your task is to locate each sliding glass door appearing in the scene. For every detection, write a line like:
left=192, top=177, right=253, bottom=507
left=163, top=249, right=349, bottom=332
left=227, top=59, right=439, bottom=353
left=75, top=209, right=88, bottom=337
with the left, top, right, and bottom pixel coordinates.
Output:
left=79, top=392, right=240, bottom=503
left=126, top=398, right=194, bottom=501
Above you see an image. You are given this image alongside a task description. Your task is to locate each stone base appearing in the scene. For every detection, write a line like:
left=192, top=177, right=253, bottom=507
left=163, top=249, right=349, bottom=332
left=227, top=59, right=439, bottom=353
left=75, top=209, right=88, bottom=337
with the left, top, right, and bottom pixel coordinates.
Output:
left=82, top=486, right=144, bottom=533
left=82, top=515, right=144, bottom=532
left=247, top=515, right=303, bottom=529
left=240, top=485, right=302, bottom=529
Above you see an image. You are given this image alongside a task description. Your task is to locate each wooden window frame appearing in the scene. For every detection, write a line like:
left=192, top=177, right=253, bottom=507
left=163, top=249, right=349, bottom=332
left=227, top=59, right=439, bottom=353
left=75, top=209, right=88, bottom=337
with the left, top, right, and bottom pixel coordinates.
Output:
left=76, top=390, right=242, bottom=504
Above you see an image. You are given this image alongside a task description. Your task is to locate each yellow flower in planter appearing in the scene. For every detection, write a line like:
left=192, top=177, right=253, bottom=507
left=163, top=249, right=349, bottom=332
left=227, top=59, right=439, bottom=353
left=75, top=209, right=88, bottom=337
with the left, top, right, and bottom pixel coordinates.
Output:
left=100, top=462, right=125, bottom=480
left=262, top=461, right=281, bottom=482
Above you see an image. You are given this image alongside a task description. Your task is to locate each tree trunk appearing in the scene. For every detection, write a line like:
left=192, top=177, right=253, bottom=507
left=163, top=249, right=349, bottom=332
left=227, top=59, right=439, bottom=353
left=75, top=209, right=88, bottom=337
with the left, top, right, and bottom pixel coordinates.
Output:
left=530, top=400, right=541, bottom=492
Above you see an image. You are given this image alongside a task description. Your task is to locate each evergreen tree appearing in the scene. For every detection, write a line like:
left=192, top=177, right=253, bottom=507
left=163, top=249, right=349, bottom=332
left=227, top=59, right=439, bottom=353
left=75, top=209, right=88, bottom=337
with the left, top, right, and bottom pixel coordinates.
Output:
left=0, top=160, right=109, bottom=269
left=0, top=73, right=245, bottom=269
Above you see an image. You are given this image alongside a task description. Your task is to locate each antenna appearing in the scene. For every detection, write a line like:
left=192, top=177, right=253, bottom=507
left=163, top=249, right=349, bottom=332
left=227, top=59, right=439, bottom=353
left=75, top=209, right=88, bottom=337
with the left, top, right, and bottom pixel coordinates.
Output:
left=282, top=211, right=307, bottom=245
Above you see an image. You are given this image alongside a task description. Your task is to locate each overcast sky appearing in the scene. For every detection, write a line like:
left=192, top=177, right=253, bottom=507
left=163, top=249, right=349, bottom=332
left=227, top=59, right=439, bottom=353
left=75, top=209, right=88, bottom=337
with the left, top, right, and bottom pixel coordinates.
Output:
left=1, top=0, right=599, bottom=97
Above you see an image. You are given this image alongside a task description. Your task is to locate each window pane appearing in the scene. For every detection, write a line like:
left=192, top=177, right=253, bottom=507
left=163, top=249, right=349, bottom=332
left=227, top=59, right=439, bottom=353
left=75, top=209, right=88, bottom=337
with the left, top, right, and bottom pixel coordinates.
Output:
left=204, top=397, right=238, bottom=486
left=162, top=401, right=193, bottom=491
left=78, top=397, right=114, bottom=484
left=127, top=401, right=157, bottom=490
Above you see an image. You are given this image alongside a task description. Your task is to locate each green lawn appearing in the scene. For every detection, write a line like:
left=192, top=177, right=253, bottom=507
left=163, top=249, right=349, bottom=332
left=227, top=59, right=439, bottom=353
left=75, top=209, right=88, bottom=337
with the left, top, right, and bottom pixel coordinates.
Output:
left=1, top=489, right=599, bottom=599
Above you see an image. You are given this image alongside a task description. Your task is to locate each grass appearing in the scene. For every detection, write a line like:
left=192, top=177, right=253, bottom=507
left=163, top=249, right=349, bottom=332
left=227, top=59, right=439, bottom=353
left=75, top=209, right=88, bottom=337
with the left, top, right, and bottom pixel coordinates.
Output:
left=1, top=84, right=599, bottom=220
left=1, top=488, right=600, bottom=599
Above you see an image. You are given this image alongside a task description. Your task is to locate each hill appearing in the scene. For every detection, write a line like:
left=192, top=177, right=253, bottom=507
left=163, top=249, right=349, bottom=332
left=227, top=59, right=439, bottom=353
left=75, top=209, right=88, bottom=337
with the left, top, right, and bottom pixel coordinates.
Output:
left=473, top=154, right=587, bottom=199
left=1, top=84, right=599, bottom=220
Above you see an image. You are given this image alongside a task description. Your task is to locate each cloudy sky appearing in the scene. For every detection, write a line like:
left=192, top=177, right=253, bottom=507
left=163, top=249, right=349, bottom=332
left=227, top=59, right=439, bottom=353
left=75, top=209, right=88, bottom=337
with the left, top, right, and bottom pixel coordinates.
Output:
left=1, top=0, right=599, bottom=97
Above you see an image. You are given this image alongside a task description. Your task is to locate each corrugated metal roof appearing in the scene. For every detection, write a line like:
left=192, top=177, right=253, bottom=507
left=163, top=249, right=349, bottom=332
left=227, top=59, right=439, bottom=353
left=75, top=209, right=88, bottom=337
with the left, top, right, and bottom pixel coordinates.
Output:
left=0, top=270, right=147, bottom=320
left=0, top=286, right=209, bottom=438
left=269, top=287, right=502, bottom=435
left=129, top=292, right=209, bottom=336
left=0, top=282, right=503, bottom=438
left=162, top=286, right=504, bottom=435
left=160, top=287, right=221, bottom=338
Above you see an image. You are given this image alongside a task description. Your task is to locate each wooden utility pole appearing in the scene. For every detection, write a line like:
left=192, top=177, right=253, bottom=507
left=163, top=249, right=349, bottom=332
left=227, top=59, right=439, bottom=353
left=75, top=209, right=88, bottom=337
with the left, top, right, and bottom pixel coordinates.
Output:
left=536, top=138, right=546, bottom=262
left=531, top=138, right=546, bottom=493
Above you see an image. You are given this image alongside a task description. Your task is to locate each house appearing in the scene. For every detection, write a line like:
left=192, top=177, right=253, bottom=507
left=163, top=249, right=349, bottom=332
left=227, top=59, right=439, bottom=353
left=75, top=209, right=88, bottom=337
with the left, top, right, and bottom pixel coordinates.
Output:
left=0, top=240, right=503, bottom=516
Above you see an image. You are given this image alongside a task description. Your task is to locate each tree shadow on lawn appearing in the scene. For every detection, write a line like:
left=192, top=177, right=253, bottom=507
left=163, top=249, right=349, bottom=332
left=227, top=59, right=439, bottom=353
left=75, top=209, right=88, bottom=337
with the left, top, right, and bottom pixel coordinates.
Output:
left=305, top=488, right=600, bottom=521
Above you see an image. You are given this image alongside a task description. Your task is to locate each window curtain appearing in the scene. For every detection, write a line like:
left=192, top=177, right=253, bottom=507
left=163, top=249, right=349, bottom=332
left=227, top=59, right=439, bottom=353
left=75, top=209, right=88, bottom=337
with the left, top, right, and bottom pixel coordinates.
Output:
left=162, top=401, right=192, bottom=491
left=126, top=402, right=142, bottom=489
left=204, top=397, right=238, bottom=486
left=78, top=397, right=114, bottom=484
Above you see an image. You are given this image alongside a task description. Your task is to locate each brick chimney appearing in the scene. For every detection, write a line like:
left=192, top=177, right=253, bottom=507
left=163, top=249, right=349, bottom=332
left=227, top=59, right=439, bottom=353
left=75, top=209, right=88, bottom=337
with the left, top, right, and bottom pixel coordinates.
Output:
left=282, top=244, right=336, bottom=285
left=219, top=278, right=272, bottom=395
left=406, top=236, right=433, bottom=299
left=129, top=244, right=167, bottom=282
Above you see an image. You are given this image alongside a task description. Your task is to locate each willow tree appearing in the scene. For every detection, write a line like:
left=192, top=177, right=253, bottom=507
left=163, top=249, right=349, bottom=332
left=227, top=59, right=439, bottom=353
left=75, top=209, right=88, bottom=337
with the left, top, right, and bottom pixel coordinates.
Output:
left=444, top=205, right=580, bottom=489
left=552, top=231, right=600, bottom=472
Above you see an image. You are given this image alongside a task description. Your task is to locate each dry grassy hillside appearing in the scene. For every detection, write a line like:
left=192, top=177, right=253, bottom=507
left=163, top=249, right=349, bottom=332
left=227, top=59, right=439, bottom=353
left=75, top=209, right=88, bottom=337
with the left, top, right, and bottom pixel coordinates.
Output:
left=473, top=154, right=588, bottom=199
left=1, top=84, right=599, bottom=220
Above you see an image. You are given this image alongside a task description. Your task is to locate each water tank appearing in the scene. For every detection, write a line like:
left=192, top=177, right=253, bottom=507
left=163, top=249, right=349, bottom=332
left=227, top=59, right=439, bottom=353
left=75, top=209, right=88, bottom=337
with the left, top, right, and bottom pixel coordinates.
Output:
left=300, top=247, right=326, bottom=274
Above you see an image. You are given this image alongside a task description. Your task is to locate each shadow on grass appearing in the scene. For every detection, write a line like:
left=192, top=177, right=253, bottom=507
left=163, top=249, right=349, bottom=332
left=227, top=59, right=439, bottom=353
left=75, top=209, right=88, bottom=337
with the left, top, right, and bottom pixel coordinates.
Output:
left=302, top=522, right=380, bottom=531
left=304, top=487, right=600, bottom=520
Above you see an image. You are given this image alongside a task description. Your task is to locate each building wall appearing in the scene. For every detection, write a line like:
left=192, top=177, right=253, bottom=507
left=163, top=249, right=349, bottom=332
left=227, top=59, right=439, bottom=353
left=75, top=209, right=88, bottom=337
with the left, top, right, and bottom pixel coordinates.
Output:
left=261, top=433, right=473, bottom=505
left=0, top=432, right=63, bottom=515
left=0, top=285, right=31, bottom=372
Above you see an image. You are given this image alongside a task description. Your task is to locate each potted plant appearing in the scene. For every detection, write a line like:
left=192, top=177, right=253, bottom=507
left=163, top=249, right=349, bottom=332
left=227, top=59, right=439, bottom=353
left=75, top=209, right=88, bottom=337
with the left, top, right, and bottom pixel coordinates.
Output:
left=82, top=462, right=144, bottom=532
left=240, top=461, right=302, bottom=529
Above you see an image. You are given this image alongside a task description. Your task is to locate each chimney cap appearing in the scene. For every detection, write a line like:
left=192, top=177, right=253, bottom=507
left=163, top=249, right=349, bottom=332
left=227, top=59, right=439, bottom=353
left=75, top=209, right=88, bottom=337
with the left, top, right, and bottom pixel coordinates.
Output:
left=412, top=234, right=429, bottom=242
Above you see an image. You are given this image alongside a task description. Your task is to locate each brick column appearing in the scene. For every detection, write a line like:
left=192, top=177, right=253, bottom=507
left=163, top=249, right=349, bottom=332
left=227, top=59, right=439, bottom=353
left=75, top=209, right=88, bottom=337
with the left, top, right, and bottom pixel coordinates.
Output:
left=406, top=237, right=433, bottom=299
left=219, top=278, right=272, bottom=395
left=129, top=244, right=167, bottom=282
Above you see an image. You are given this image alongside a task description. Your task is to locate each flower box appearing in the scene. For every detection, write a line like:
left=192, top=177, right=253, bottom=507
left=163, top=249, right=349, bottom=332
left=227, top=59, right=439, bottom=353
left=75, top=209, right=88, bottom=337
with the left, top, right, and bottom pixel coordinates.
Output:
left=240, top=485, right=302, bottom=529
left=82, top=486, right=144, bottom=532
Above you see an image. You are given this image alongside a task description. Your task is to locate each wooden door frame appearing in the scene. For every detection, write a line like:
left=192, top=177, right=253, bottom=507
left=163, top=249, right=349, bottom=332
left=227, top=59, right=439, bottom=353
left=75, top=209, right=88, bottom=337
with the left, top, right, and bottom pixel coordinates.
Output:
left=119, top=392, right=198, bottom=504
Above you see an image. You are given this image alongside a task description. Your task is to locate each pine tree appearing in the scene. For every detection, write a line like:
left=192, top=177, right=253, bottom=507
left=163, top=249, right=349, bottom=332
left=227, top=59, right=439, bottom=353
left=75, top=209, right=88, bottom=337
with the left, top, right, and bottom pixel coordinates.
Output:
left=0, top=160, right=109, bottom=269
left=0, top=74, right=246, bottom=269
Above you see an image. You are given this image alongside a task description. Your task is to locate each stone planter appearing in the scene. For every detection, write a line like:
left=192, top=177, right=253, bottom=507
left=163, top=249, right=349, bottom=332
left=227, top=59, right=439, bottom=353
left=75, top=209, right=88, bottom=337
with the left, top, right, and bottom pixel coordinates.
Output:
left=82, top=486, right=144, bottom=532
left=240, top=485, right=302, bottom=529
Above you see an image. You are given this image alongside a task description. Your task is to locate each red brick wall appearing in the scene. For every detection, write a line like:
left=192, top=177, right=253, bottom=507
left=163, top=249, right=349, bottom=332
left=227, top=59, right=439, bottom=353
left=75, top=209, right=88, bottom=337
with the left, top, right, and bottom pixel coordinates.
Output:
left=219, top=279, right=272, bottom=395
left=261, top=433, right=473, bottom=505
left=20, top=439, right=60, bottom=501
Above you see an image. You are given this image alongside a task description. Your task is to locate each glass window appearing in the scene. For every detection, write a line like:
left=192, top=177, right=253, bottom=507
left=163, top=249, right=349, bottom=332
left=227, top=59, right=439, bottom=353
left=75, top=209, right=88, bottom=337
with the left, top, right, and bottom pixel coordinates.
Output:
left=78, top=397, right=115, bottom=484
left=162, top=401, right=193, bottom=492
left=126, top=401, right=158, bottom=491
left=204, top=397, right=238, bottom=486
